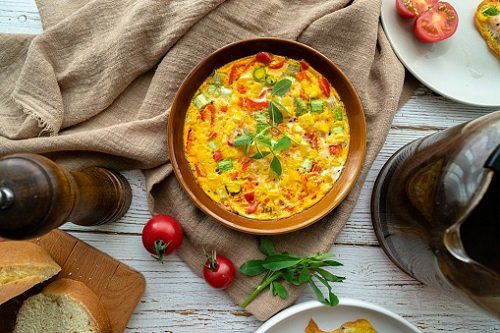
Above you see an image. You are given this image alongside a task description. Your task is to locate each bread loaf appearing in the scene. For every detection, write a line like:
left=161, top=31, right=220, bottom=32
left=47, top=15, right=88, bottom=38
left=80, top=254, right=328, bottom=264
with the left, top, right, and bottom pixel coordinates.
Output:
left=14, top=278, right=112, bottom=333
left=0, top=241, right=61, bottom=305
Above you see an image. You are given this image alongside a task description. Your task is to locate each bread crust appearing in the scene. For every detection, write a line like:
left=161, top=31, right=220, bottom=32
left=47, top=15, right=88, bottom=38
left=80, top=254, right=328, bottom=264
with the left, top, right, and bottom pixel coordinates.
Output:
left=475, top=0, right=500, bottom=58
left=0, top=241, right=61, bottom=305
left=42, top=278, right=112, bottom=333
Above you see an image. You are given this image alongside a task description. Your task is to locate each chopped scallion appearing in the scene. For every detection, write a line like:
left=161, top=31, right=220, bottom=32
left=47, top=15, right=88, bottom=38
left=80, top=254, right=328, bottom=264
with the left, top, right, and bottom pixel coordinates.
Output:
left=208, top=140, right=218, bottom=151
left=252, top=67, right=267, bottom=82
left=293, top=97, right=307, bottom=116
left=219, top=87, right=233, bottom=98
left=301, top=158, right=313, bottom=172
left=331, top=126, right=344, bottom=134
left=310, top=99, right=324, bottom=113
left=217, top=159, right=233, bottom=173
left=193, top=93, right=210, bottom=109
left=335, top=110, right=343, bottom=121
left=286, top=62, right=300, bottom=75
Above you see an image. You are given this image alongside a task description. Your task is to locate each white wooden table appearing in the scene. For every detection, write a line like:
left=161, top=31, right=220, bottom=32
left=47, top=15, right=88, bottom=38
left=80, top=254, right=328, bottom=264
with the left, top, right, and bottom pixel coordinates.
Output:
left=1, top=2, right=499, bottom=332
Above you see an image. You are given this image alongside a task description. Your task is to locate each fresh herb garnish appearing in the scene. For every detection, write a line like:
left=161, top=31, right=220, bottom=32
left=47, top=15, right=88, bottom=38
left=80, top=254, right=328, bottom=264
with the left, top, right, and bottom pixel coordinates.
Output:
left=483, top=5, right=500, bottom=16
left=232, top=79, right=294, bottom=176
left=240, top=237, right=345, bottom=308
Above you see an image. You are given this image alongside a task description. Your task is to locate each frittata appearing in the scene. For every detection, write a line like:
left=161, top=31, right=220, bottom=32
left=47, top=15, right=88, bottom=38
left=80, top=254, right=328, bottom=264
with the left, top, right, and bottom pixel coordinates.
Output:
left=305, top=318, right=378, bottom=333
left=184, top=52, right=350, bottom=220
left=475, top=0, right=500, bottom=58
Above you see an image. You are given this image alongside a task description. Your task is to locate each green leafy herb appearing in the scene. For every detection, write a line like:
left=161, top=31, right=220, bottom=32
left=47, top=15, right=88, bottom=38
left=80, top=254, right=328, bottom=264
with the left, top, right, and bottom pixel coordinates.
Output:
left=483, top=5, right=500, bottom=16
left=232, top=79, right=294, bottom=176
left=271, top=79, right=292, bottom=97
left=240, top=237, right=345, bottom=308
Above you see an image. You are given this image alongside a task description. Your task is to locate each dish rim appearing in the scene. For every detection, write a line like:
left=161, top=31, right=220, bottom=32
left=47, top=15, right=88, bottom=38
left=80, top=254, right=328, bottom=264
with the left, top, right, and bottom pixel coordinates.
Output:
left=167, top=37, right=366, bottom=234
left=254, top=298, right=422, bottom=333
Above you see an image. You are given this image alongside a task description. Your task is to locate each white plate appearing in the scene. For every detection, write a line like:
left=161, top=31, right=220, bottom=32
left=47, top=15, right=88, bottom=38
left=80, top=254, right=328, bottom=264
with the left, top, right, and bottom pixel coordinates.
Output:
left=381, top=0, right=500, bottom=107
left=255, top=299, right=421, bottom=333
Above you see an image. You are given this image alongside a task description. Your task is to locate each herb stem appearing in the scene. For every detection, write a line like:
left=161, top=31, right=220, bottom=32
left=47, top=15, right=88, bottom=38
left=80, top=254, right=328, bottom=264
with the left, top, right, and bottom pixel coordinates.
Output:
left=241, top=272, right=283, bottom=308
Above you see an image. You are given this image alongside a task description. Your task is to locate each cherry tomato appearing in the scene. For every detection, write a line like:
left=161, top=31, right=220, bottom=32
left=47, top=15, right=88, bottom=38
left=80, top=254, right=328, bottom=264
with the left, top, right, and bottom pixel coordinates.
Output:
left=396, top=0, right=437, bottom=19
left=142, top=214, right=183, bottom=263
left=203, top=251, right=235, bottom=289
left=414, top=2, right=458, bottom=43
left=255, top=52, right=273, bottom=64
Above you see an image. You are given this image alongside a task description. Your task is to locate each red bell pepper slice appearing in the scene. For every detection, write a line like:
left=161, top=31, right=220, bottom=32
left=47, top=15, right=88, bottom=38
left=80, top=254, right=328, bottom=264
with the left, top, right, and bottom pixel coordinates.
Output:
left=319, top=77, right=330, bottom=97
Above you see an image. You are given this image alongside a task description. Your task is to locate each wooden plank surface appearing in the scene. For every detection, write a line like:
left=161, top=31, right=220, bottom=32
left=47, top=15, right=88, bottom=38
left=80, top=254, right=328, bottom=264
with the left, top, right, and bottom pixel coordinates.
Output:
left=0, top=230, right=145, bottom=333
left=1, top=1, right=499, bottom=332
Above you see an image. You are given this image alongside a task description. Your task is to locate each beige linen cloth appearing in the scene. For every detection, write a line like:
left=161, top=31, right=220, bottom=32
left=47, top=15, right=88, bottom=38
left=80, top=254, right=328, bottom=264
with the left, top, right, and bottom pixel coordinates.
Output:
left=0, top=0, right=412, bottom=321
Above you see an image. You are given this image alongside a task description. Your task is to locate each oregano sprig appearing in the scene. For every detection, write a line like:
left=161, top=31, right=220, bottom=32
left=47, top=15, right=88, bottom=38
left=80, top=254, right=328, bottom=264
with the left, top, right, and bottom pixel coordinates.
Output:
left=239, top=237, right=345, bottom=308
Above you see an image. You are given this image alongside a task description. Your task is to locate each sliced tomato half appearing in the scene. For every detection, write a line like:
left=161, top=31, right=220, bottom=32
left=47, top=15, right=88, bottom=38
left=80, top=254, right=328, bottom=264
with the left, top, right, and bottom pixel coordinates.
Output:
left=414, top=2, right=458, bottom=43
left=396, top=0, right=437, bottom=19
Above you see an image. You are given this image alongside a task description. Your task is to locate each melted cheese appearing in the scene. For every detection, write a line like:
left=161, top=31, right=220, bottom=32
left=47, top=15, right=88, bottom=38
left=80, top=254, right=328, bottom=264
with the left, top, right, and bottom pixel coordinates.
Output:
left=184, top=53, right=350, bottom=220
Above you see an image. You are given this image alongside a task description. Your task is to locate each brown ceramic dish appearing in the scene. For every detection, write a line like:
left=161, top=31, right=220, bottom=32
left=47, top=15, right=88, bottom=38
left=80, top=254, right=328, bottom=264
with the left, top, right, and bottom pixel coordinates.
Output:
left=167, top=38, right=366, bottom=235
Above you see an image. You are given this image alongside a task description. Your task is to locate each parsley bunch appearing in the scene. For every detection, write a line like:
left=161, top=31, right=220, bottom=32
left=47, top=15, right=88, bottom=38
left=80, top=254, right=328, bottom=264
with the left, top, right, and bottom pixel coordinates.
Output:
left=240, top=237, right=345, bottom=308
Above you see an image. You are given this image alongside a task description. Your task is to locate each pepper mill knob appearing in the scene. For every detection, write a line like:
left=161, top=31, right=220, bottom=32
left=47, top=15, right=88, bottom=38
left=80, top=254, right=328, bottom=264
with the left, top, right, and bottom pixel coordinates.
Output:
left=0, top=153, right=132, bottom=240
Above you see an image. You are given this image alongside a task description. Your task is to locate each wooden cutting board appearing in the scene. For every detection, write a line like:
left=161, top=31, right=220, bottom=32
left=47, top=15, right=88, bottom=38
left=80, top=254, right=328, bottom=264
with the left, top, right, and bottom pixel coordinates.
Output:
left=0, top=229, right=145, bottom=333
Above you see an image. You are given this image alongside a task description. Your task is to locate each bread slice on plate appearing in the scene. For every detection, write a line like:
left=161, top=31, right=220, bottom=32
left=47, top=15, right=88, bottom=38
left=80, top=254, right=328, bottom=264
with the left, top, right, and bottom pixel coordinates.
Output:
left=14, top=278, right=112, bottom=333
left=0, top=241, right=61, bottom=305
left=475, top=0, right=500, bottom=58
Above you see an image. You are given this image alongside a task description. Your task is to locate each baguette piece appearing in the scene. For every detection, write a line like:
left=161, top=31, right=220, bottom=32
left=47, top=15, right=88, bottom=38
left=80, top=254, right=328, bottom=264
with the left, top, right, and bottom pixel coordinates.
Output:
left=0, top=241, right=61, bottom=305
left=14, top=278, right=112, bottom=333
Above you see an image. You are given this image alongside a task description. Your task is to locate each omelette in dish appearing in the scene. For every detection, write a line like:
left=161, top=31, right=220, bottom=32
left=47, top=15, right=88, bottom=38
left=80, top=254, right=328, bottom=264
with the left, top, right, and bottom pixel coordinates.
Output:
left=475, top=0, right=500, bottom=58
left=184, top=52, right=350, bottom=220
left=305, top=318, right=377, bottom=333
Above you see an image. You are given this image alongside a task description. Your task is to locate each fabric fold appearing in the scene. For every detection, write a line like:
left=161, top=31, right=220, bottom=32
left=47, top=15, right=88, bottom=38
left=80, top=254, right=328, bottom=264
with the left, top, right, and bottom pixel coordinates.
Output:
left=0, top=0, right=406, bottom=321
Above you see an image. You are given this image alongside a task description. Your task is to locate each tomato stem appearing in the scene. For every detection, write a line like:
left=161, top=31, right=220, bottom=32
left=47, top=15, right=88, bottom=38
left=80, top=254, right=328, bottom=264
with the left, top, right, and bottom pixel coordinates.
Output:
left=153, top=239, right=171, bottom=263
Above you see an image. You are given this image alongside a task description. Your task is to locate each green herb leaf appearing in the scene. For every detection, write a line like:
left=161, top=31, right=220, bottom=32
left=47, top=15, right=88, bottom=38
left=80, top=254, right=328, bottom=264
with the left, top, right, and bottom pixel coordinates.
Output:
left=251, top=151, right=271, bottom=159
left=232, top=131, right=253, bottom=147
left=258, top=237, right=276, bottom=256
left=263, top=254, right=301, bottom=271
left=240, top=259, right=266, bottom=276
left=483, top=5, right=500, bottom=16
left=271, top=78, right=292, bottom=96
left=268, top=101, right=283, bottom=124
left=273, top=136, right=291, bottom=152
left=272, top=100, right=290, bottom=115
left=270, top=156, right=282, bottom=176
left=271, top=281, right=288, bottom=299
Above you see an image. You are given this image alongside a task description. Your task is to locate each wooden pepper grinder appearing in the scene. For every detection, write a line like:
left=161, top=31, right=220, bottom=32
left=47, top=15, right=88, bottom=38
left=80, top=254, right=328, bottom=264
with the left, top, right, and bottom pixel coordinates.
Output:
left=0, top=153, right=132, bottom=240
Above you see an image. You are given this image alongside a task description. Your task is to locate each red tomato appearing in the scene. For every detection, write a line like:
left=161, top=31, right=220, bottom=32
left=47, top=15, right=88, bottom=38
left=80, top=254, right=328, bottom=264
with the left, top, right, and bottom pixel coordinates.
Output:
left=255, top=52, right=273, bottom=64
left=213, top=150, right=223, bottom=162
left=244, top=191, right=255, bottom=203
left=300, top=59, right=309, bottom=70
left=319, top=77, right=330, bottom=97
left=142, top=214, right=183, bottom=263
left=203, top=251, right=235, bottom=289
left=329, top=144, right=342, bottom=156
left=414, top=2, right=458, bottom=43
left=246, top=201, right=258, bottom=214
left=395, top=0, right=437, bottom=19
